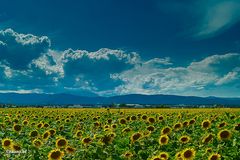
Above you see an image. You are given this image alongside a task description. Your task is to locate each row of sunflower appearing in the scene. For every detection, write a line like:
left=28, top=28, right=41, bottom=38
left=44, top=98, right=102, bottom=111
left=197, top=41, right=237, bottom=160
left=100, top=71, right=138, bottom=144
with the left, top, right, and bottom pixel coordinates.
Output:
left=0, top=108, right=239, bottom=159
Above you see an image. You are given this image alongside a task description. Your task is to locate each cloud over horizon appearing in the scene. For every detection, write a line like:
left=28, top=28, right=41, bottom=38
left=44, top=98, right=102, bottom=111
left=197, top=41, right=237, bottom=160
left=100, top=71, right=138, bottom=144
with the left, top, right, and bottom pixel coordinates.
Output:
left=0, top=29, right=240, bottom=97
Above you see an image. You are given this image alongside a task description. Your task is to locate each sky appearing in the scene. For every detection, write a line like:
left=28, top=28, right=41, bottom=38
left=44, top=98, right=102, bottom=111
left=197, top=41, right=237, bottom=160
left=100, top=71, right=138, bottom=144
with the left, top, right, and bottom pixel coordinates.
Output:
left=0, top=0, right=240, bottom=97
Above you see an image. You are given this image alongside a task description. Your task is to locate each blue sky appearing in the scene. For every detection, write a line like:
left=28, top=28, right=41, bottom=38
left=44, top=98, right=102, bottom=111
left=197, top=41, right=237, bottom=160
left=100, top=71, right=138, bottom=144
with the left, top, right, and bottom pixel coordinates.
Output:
left=0, top=0, right=240, bottom=97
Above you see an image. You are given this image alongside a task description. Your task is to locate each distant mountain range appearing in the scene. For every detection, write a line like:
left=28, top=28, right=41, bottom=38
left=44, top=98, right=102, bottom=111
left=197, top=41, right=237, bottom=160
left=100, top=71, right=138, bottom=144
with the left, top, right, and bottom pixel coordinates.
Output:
left=0, top=93, right=240, bottom=105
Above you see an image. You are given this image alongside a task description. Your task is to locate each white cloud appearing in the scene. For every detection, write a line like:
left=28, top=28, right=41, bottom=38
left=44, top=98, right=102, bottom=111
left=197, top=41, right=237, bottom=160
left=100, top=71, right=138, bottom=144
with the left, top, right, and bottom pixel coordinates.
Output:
left=0, top=89, right=43, bottom=94
left=111, top=53, right=240, bottom=96
left=0, top=28, right=51, bottom=69
left=1, top=28, right=240, bottom=97
left=195, top=0, right=240, bottom=38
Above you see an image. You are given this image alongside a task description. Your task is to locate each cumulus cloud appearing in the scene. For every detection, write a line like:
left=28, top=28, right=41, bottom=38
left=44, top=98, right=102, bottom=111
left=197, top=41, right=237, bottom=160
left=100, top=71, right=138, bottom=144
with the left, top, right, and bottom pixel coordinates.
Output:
left=0, top=28, right=51, bottom=69
left=0, top=28, right=239, bottom=96
left=111, top=53, right=240, bottom=96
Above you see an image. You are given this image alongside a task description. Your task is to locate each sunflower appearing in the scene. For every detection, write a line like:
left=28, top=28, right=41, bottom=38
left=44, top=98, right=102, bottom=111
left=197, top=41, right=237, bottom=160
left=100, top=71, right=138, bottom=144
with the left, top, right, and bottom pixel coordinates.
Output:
left=148, top=117, right=156, bottom=123
left=205, top=148, right=212, bottom=154
left=147, top=125, right=155, bottom=132
left=159, top=152, right=169, bottom=160
left=37, top=122, right=43, bottom=128
left=174, top=123, right=182, bottom=131
left=201, top=120, right=211, bottom=129
left=22, top=120, right=29, bottom=125
left=82, top=137, right=92, bottom=145
left=131, top=115, right=137, bottom=121
left=159, top=135, right=169, bottom=145
left=123, top=151, right=133, bottom=158
left=29, top=130, right=39, bottom=138
left=65, top=146, right=76, bottom=154
left=75, top=130, right=82, bottom=138
left=43, top=131, right=50, bottom=140
left=218, top=122, right=226, bottom=128
left=119, top=118, right=127, bottom=125
left=130, top=132, right=142, bottom=143
left=2, top=138, right=13, bottom=150
left=111, top=124, right=117, bottom=129
left=11, top=143, right=21, bottom=151
left=202, top=134, right=214, bottom=143
left=189, top=119, right=195, bottom=125
left=44, top=123, right=50, bottom=128
left=158, top=115, right=164, bottom=121
left=175, top=152, right=182, bottom=160
left=49, top=129, right=56, bottom=136
left=33, top=139, right=42, bottom=148
left=161, top=126, right=171, bottom=135
left=234, top=124, right=240, bottom=131
left=181, top=148, right=196, bottom=160
left=100, top=134, right=114, bottom=145
left=122, top=127, right=131, bottom=133
left=94, top=122, right=101, bottom=127
left=179, top=136, right=190, bottom=144
left=217, top=129, right=231, bottom=141
left=13, top=124, right=22, bottom=132
left=208, top=153, right=221, bottom=160
left=183, top=121, right=189, bottom=127
left=142, top=115, right=148, bottom=120
left=48, top=149, right=64, bottom=160
left=56, top=137, right=68, bottom=148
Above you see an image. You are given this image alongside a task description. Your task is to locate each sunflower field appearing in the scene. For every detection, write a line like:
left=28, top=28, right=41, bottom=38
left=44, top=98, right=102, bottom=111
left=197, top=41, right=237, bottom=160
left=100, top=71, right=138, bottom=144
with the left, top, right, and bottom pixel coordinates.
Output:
left=0, top=108, right=239, bottom=160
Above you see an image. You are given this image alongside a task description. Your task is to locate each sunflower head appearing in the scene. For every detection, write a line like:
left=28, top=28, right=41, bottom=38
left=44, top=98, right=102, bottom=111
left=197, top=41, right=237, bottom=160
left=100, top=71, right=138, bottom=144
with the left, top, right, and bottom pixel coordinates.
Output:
left=208, top=153, right=221, bottom=160
left=122, top=127, right=131, bottom=133
left=56, top=137, right=68, bottom=148
left=148, top=117, right=156, bottom=123
left=179, top=136, right=190, bottom=144
left=205, top=148, right=212, bottom=154
left=218, top=122, right=226, bottom=128
left=65, top=146, right=76, bottom=154
left=175, top=151, right=183, bottom=160
left=29, top=130, right=39, bottom=138
left=234, top=124, right=240, bottom=131
left=174, top=123, right=182, bottom=131
left=159, top=135, right=169, bottom=145
left=142, top=115, right=148, bottom=120
left=100, top=134, right=114, bottom=145
left=48, top=149, right=64, bottom=160
left=161, top=126, right=171, bottom=135
left=183, top=121, right=189, bottom=127
left=11, top=143, right=21, bottom=151
left=217, top=129, right=231, bottom=141
left=147, top=125, right=155, bottom=132
left=82, top=137, right=92, bottom=145
left=13, top=124, right=22, bottom=132
left=22, top=120, right=29, bottom=125
left=111, top=124, right=117, bottom=129
left=119, top=118, right=127, bottom=125
left=159, top=152, right=169, bottom=160
left=189, top=119, right=195, bottom=125
left=2, top=138, right=13, bottom=150
left=202, top=134, right=214, bottom=143
left=43, top=131, right=50, bottom=140
left=131, top=132, right=142, bottom=143
left=158, top=115, right=164, bottom=121
left=33, top=139, right=42, bottom=148
left=49, top=129, right=56, bottom=136
left=181, top=148, right=196, bottom=160
left=202, top=120, right=211, bottom=129
left=123, top=151, right=133, bottom=158
left=131, top=115, right=137, bottom=121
